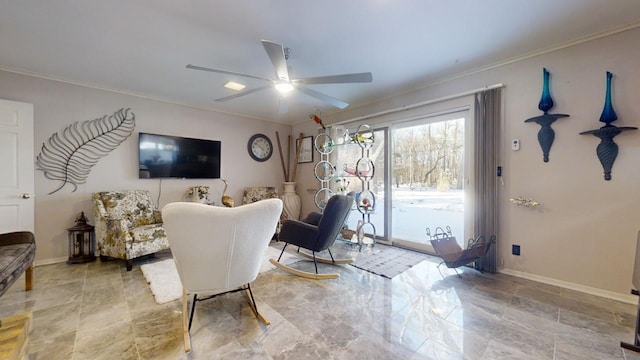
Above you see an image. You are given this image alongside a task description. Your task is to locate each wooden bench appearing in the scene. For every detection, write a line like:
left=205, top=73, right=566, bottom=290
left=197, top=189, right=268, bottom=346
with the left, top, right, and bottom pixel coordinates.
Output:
left=0, top=232, right=36, bottom=297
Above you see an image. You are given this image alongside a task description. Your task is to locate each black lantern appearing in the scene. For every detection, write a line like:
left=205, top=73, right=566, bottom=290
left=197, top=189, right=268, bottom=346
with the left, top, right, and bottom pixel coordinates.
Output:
left=67, top=211, right=96, bottom=264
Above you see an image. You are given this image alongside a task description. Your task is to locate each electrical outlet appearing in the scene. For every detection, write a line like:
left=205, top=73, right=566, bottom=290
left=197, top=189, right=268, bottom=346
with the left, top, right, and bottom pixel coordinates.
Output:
left=512, top=244, right=521, bottom=256
left=512, top=139, right=520, bottom=151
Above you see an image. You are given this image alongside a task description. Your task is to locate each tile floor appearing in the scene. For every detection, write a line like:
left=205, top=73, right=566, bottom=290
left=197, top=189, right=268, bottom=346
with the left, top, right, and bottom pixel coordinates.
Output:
left=1, top=242, right=640, bottom=359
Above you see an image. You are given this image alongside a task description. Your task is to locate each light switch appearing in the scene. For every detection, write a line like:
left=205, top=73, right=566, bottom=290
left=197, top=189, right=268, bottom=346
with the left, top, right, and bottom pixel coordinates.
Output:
left=512, top=139, right=520, bottom=151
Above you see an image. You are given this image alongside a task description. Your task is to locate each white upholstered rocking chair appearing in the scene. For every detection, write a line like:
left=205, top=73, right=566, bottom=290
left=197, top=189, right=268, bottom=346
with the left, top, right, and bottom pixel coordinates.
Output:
left=162, top=198, right=283, bottom=352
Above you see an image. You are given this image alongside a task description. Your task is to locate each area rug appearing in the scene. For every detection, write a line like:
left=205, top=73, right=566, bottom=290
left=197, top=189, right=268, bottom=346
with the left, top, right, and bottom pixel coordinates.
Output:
left=140, top=246, right=297, bottom=305
left=349, top=246, right=430, bottom=279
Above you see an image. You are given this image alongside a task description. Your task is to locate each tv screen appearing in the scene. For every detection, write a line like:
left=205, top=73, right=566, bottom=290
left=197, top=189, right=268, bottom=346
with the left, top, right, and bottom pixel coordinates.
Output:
left=138, top=133, right=221, bottom=179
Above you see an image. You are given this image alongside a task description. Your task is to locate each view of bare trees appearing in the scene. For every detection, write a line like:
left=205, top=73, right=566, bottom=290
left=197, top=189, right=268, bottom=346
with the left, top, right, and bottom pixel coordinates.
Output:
left=333, top=122, right=465, bottom=241
left=393, top=118, right=464, bottom=190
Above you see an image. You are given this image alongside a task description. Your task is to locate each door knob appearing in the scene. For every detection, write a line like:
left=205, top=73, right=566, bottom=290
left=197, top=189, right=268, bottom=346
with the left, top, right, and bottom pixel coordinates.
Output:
left=20, top=193, right=31, bottom=199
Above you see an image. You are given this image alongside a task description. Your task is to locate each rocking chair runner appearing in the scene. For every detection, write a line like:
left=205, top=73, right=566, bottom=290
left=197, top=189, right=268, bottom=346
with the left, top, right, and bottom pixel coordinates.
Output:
left=270, top=194, right=354, bottom=279
left=429, top=227, right=496, bottom=277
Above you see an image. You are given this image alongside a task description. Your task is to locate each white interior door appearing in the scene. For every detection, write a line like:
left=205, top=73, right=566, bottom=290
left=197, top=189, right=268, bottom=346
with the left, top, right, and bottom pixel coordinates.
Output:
left=0, top=99, right=34, bottom=233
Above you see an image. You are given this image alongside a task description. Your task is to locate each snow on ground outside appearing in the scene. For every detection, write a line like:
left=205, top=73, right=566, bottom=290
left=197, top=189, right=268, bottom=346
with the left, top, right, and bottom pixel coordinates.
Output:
left=343, top=186, right=464, bottom=245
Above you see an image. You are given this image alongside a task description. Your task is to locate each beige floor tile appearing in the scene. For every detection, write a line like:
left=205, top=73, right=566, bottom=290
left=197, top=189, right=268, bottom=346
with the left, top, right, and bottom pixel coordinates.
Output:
left=0, top=241, right=634, bottom=359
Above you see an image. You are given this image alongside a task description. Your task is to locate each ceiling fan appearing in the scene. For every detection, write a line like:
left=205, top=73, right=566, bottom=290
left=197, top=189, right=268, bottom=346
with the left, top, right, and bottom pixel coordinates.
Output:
left=186, top=40, right=372, bottom=112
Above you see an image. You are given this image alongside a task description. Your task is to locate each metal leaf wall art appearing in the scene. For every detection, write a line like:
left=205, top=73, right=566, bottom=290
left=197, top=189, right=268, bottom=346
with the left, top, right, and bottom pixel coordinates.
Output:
left=36, top=108, right=136, bottom=194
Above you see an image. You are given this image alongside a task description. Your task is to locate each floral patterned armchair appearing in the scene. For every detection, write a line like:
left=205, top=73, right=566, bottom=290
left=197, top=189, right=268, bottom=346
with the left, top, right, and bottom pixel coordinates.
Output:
left=92, top=190, right=170, bottom=271
left=242, top=187, right=279, bottom=205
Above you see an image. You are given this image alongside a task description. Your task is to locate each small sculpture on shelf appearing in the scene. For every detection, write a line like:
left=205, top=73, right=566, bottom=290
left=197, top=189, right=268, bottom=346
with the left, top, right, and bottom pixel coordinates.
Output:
left=343, top=164, right=371, bottom=177
left=310, top=114, right=326, bottom=130
left=524, top=68, right=570, bottom=163
left=335, top=178, right=350, bottom=195
left=579, top=71, right=637, bottom=181
left=221, top=180, right=234, bottom=207
left=509, top=197, right=540, bottom=207
left=359, top=197, right=372, bottom=211
left=187, top=185, right=209, bottom=204
left=346, top=128, right=375, bottom=147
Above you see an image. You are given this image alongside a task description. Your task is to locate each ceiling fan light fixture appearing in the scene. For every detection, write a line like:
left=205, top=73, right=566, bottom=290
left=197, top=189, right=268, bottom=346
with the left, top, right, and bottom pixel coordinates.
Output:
left=224, top=81, right=246, bottom=91
left=275, top=81, right=294, bottom=94
left=188, top=40, right=370, bottom=111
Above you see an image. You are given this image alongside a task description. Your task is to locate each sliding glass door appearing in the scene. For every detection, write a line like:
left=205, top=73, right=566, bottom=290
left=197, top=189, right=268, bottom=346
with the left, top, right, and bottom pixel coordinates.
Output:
left=391, top=111, right=469, bottom=253
left=331, top=110, right=470, bottom=252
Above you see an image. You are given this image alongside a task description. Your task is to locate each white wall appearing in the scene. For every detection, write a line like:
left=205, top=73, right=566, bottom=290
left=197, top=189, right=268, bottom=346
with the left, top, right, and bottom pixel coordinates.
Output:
left=294, top=28, right=640, bottom=298
left=0, top=70, right=291, bottom=263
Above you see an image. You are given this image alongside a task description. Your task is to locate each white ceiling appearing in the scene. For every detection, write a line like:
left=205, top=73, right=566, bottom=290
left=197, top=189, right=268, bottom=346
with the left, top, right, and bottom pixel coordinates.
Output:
left=2, top=1, right=640, bottom=125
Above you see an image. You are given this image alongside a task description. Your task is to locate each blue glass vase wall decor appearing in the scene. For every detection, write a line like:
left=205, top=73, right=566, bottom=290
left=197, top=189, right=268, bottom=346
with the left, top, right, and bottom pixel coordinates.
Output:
left=599, top=71, right=618, bottom=125
left=525, top=68, right=569, bottom=162
left=538, top=68, right=554, bottom=113
left=579, top=71, right=636, bottom=181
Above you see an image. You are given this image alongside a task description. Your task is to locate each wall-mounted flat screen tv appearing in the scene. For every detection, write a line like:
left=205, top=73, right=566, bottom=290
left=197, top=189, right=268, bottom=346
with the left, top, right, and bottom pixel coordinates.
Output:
left=138, top=133, right=221, bottom=179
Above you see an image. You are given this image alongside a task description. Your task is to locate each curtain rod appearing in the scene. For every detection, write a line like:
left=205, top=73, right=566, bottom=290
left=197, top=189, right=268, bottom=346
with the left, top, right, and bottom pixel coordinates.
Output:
left=334, top=83, right=504, bottom=126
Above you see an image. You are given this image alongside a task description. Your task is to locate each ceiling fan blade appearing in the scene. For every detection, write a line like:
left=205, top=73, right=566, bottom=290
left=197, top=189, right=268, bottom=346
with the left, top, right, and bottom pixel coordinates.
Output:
left=296, top=72, right=373, bottom=85
left=296, top=86, right=349, bottom=109
left=261, top=40, right=290, bottom=81
left=186, top=64, right=273, bottom=83
left=215, top=85, right=272, bottom=102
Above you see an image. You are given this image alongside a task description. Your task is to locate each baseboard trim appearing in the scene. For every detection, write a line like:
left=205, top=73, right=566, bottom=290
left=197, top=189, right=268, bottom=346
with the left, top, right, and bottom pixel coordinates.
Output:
left=34, top=257, right=67, bottom=267
left=499, top=268, right=637, bottom=305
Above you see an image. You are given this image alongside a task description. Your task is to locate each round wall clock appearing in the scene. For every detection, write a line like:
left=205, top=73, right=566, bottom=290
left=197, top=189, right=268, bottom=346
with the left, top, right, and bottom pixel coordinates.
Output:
left=247, top=134, right=273, bottom=162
